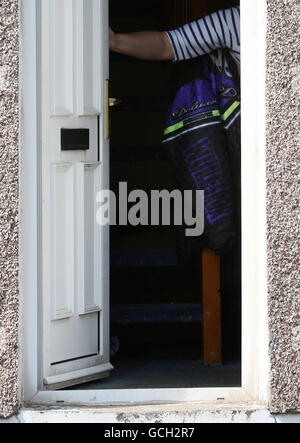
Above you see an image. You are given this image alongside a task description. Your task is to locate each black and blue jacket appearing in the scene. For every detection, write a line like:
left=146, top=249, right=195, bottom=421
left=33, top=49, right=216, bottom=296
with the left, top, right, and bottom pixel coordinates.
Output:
left=162, top=53, right=241, bottom=257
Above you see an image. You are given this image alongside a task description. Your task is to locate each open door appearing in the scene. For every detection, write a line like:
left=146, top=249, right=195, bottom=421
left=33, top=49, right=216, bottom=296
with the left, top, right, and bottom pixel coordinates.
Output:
left=41, top=0, right=112, bottom=390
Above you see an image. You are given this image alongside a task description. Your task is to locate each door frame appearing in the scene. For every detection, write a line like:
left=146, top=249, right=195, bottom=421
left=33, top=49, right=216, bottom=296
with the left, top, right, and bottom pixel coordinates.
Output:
left=20, top=0, right=270, bottom=406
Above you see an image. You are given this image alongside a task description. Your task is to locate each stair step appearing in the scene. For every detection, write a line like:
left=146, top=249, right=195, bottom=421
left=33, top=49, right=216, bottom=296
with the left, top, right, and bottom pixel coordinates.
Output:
left=111, top=303, right=202, bottom=324
left=110, top=263, right=202, bottom=305
left=110, top=60, right=173, bottom=97
left=111, top=249, right=180, bottom=267
left=110, top=96, right=169, bottom=113
left=110, top=0, right=165, bottom=18
left=110, top=112, right=165, bottom=148
left=111, top=145, right=165, bottom=162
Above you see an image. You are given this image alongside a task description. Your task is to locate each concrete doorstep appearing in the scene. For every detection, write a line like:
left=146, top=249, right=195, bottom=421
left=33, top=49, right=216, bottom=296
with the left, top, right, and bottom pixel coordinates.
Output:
left=0, top=404, right=299, bottom=423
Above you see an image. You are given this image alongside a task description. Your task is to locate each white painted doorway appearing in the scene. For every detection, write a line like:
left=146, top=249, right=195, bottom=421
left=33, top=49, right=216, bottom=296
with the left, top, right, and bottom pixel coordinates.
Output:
left=21, top=0, right=269, bottom=406
left=40, top=0, right=112, bottom=390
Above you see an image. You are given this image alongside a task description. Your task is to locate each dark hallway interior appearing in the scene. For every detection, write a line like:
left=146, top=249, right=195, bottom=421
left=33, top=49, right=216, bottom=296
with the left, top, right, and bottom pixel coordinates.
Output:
left=74, top=0, right=242, bottom=391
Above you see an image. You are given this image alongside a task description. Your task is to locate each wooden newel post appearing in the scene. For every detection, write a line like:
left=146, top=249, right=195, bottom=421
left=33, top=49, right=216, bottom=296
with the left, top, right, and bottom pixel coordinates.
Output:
left=202, top=249, right=222, bottom=366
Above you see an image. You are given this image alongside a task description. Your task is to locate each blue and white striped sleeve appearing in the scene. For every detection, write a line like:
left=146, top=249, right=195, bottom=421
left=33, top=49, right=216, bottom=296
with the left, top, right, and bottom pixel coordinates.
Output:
left=165, top=6, right=240, bottom=62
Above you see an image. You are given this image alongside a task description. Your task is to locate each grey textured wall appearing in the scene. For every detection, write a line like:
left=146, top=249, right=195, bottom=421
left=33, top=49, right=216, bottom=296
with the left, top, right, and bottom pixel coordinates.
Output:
left=0, top=0, right=20, bottom=418
left=266, top=0, right=300, bottom=413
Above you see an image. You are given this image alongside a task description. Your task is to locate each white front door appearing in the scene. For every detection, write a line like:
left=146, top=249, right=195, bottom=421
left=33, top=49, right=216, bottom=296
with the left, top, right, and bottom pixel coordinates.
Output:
left=41, top=0, right=111, bottom=390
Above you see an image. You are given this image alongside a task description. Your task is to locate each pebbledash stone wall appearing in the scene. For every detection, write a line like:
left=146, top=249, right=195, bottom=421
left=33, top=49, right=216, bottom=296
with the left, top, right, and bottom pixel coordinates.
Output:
left=266, top=0, right=300, bottom=413
left=0, top=0, right=20, bottom=418
left=0, top=0, right=299, bottom=418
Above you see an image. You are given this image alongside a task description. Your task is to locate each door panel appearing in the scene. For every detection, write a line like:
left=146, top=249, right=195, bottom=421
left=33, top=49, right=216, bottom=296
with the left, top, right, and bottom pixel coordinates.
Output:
left=50, top=0, right=74, bottom=116
left=77, top=162, right=102, bottom=315
left=77, top=0, right=103, bottom=115
left=50, top=163, right=75, bottom=321
left=41, top=0, right=111, bottom=389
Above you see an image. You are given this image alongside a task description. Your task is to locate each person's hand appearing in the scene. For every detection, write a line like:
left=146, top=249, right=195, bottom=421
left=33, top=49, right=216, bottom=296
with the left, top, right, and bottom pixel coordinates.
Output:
left=109, top=27, right=116, bottom=51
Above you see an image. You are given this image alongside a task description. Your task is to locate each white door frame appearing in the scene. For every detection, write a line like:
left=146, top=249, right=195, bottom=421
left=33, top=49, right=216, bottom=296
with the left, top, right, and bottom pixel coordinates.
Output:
left=20, top=0, right=270, bottom=407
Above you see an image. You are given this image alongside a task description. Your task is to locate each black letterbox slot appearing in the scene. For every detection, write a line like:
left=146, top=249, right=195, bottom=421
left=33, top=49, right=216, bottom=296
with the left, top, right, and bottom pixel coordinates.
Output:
left=61, top=128, right=90, bottom=151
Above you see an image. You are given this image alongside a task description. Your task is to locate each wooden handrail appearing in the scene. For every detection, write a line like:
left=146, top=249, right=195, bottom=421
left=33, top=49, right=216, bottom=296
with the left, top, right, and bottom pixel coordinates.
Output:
left=202, top=249, right=222, bottom=366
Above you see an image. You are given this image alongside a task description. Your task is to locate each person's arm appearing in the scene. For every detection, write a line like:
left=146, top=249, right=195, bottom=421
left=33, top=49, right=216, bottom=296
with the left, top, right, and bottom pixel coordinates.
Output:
left=166, top=6, right=240, bottom=61
left=109, top=6, right=240, bottom=62
left=109, top=28, right=174, bottom=61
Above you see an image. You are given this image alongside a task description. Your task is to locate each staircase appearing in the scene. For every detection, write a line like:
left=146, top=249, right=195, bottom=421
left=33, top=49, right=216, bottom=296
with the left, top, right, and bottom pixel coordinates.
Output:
left=109, top=0, right=203, bottom=342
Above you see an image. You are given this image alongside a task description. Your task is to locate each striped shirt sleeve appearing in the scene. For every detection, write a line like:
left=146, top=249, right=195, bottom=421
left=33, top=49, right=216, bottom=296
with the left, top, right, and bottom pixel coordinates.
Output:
left=165, top=6, right=240, bottom=63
